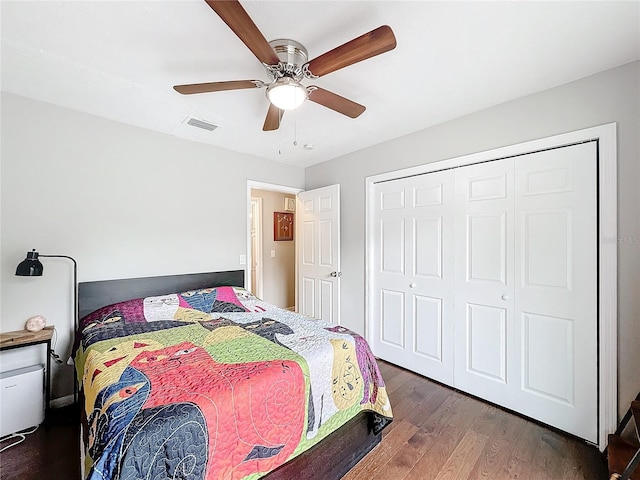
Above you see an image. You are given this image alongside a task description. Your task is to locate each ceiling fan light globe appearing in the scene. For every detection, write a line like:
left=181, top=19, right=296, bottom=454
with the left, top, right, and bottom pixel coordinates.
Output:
left=266, top=78, right=307, bottom=110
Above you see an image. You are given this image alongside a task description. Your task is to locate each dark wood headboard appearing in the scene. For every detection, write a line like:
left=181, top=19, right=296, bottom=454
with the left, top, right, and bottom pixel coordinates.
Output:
left=78, top=270, right=245, bottom=319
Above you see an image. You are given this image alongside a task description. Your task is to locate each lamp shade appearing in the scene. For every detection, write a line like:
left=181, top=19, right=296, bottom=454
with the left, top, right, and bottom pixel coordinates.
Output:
left=266, top=78, right=308, bottom=110
left=16, top=249, right=44, bottom=276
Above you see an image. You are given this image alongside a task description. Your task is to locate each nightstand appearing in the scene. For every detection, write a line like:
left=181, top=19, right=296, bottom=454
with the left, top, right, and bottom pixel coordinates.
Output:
left=0, top=328, right=53, bottom=422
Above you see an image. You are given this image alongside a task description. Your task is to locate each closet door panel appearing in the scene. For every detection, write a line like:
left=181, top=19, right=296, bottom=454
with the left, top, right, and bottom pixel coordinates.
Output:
left=414, top=217, right=442, bottom=278
left=514, top=142, right=597, bottom=442
left=381, top=219, right=405, bottom=274
left=466, top=212, right=507, bottom=284
left=407, top=171, right=455, bottom=384
left=372, top=180, right=412, bottom=366
left=454, top=158, right=516, bottom=405
left=522, top=210, right=572, bottom=289
left=521, top=311, right=574, bottom=404
left=372, top=171, right=455, bottom=385
left=413, top=294, right=443, bottom=361
left=465, top=303, right=507, bottom=383
left=380, top=289, right=405, bottom=348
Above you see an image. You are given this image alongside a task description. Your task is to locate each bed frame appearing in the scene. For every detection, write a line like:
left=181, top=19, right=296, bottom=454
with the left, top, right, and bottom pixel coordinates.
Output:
left=78, top=270, right=383, bottom=479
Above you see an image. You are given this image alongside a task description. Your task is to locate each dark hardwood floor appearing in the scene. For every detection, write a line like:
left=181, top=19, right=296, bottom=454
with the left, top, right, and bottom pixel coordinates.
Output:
left=344, top=361, right=608, bottom=480
left=0, top=360, right=607, bottom=480
left=0, top=403, right=81, bottom=480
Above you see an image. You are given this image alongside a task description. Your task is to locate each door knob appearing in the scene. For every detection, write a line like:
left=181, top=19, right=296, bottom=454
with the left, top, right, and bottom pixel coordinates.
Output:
left=501, top=294, right=510, bottom=301
left=409, top=283, right=416, bottom=288
left=330, top=271, right=342, bottom=278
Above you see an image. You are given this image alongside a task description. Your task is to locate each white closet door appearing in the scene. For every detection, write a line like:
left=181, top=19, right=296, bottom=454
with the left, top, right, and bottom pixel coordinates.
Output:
left=371, top=171, right=455, bottom=384
left=370, top=141, right=597, bottom=442
left=453, top=143, right=597, bottom=442
left=453, top=158, right=516, bottom=404
left=513, top=142, right=597, bottom=442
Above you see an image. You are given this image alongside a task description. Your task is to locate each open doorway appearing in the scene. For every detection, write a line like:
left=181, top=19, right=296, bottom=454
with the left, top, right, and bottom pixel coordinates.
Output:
left=246, top=181, right=302, bottom=311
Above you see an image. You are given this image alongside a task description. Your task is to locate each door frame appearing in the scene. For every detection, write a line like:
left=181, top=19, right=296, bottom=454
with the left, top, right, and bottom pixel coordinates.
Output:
left=246, top=180, right=303, bottom=304
left=365, top=123, right=617, bottom=451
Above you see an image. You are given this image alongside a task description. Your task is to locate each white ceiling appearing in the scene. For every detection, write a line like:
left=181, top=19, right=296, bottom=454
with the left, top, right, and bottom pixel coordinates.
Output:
left=2, top=1, right=639, bottom=168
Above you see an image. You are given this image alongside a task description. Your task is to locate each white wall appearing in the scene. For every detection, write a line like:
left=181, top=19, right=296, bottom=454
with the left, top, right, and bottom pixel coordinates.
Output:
left=0, top=93, right=304, bottom=400
left=305, top=61, right=640, bottom=420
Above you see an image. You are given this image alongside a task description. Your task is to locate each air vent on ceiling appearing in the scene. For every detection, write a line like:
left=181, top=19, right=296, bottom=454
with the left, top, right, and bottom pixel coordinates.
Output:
left=184, top=116, right=218, bottom=131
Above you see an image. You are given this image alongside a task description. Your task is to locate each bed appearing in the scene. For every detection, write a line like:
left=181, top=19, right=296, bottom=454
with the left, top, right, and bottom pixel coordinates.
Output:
left=75, top=271, right=392, bottom=479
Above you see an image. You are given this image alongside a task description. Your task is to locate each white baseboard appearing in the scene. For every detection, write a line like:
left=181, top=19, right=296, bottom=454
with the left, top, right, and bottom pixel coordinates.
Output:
left=50, top=394, right=74, bottom=409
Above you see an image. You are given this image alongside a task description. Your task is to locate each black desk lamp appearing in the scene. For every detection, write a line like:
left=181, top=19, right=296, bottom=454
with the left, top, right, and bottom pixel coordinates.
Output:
left=16, top=249, right=79, bottom=405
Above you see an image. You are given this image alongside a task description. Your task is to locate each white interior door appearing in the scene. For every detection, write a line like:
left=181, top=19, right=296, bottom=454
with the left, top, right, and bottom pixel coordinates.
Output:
left=297, top=185, right=340, bottom=324
left=371, top=171, right=455, bottom=385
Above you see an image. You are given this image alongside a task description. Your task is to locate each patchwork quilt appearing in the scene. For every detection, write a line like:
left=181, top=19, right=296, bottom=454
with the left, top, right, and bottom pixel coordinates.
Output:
left=75, top=286, right=392, bottom=480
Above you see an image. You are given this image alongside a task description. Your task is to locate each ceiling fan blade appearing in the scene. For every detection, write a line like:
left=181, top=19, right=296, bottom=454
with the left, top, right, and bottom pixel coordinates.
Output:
left=205, top=0, right=280, bottom=66
left=304, top=25, right=397, bottom=78
left=173, top=80, right=265, bottom=95
left=173, top=80, right=264, bottom=95
left=263, top=104, right=283, bottom=131
left=308, top=87, right=366, bottom=118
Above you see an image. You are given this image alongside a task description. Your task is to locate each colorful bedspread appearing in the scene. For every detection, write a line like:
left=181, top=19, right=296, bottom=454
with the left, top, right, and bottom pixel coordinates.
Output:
left=75, top=286, right=392, bottom=480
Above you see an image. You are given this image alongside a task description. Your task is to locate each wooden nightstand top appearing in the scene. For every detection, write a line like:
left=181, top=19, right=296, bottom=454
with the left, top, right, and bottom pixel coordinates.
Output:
left=0, top=328, right=53, bottom=349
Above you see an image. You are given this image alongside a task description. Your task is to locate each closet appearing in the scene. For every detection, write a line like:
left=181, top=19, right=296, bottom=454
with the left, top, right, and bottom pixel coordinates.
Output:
left=370, top=141, right=597, bottom=442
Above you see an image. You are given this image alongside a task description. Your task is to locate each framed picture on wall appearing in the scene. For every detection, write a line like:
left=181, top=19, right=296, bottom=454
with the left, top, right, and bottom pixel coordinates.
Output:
left=274, top=212, right=294, bottom=241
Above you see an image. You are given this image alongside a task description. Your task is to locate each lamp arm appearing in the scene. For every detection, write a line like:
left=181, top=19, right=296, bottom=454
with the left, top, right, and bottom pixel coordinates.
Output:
left=39, top=254, right=79, bottom=404
left=38, top=255, right=78, bottom=332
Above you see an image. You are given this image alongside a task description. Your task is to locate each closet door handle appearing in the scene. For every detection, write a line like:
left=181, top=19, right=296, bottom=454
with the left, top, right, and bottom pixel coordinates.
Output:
left=409, top=283, right=417, bottom=289
left=501, top=294, right=510, bottom=301
left=330, top=271, right=342, bottom=278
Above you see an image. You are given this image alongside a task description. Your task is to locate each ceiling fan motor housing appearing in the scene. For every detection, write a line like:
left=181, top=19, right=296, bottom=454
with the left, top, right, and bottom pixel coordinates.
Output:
left=267, top=39, right=308, bottom=81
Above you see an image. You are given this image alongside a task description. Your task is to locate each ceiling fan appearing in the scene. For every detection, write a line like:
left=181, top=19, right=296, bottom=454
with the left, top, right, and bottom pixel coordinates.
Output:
left=173, top=0, right=397, bottom=131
